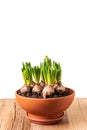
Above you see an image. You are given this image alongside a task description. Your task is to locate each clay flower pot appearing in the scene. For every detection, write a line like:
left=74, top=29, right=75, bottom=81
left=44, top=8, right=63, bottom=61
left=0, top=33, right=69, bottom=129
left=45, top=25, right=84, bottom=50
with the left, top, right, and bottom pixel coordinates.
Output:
left=16, top=56, right=75, bottom=125
left=16, top=87, right=75, bottom=125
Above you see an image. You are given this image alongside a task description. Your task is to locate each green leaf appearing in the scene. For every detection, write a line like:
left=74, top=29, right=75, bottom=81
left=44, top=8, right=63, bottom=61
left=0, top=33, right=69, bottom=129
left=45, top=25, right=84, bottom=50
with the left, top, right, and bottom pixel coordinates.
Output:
left=33, top=66, right=40, bottom=83
left=21, top=62, right=32, bottom=85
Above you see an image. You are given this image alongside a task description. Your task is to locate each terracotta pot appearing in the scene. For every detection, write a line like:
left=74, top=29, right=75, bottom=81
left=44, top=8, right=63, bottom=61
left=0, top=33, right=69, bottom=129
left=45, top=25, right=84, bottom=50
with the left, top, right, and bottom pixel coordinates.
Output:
left=15, top=87, right=75, bottom=125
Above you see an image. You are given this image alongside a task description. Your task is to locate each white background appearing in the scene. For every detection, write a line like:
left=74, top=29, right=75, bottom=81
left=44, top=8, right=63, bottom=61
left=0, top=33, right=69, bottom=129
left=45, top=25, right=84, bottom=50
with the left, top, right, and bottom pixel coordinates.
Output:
left=0, top=0, right=87, bottom=98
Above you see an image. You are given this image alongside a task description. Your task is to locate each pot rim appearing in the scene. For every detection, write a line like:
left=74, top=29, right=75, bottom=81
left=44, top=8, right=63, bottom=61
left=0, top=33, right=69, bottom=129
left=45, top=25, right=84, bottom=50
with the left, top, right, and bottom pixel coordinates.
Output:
left=15, top=87, right=75, bottom=101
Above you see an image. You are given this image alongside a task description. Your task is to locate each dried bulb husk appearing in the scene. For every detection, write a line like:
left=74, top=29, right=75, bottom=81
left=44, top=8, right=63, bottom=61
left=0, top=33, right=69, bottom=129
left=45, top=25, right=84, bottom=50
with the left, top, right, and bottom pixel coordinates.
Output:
left=40, top=80, right=45, bottom=88
left=20, top=84, right=30, bottom=94
left=31, top=82, right=35, bottom=88
left=42, top=85, right=55, bottom=98
left=54, top=82, right=65, bottom=94
left=32, top=84, right=43, bottom=94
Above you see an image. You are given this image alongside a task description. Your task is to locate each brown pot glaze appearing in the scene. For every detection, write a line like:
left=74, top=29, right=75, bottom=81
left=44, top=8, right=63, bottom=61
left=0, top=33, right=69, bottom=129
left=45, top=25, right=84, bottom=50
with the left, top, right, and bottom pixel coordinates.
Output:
left=15, top=87, right=75, bottom=125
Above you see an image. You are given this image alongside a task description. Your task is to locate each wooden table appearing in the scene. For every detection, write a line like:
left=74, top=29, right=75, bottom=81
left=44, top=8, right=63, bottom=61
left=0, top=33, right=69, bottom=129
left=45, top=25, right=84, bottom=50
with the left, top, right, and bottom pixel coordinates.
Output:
left=0, top=98, right=87, bottom=130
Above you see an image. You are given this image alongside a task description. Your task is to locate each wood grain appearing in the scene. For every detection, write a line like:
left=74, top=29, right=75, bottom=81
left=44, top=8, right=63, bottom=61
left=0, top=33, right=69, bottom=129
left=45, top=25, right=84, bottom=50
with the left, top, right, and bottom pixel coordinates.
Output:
left=0, top=98, right=87, bottom=130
